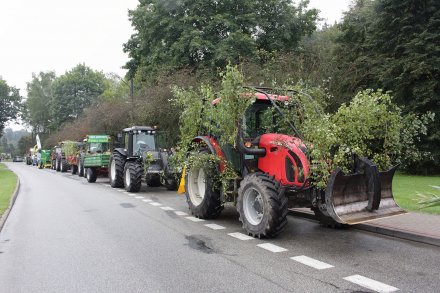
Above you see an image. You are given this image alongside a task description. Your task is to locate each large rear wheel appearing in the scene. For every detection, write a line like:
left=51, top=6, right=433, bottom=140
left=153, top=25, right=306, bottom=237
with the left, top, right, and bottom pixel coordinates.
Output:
left=109, top=152, right=125, bottom=188
left=237, top=173, right=288, bottom=238
left=185, top=163, right=223, bottom=219
left=124, top=161, right=142, bottom=192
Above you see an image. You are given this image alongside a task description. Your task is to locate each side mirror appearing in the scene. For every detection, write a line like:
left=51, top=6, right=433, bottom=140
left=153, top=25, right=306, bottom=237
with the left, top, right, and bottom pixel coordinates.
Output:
left=117, top=133, right=122, bottom=142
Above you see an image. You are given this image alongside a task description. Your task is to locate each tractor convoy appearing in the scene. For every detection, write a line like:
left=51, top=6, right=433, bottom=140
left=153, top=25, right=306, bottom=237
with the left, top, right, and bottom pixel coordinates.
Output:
left=25, top=88, right=405, bottom=238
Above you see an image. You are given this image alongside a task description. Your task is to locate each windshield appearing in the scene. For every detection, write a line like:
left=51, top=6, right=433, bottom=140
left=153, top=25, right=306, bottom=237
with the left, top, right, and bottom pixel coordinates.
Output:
left=88, top=142, right=110, bottom=154
left=133, top=131, right=156, bottom=155
left=242, top=102, right=281, bottom=139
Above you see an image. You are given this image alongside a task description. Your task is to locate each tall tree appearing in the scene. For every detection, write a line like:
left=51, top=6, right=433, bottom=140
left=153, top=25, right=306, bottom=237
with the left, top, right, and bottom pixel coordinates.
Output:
left=124, top=0, right=318, bottom=79
left=333, top=0, right=440, bottom=171
left=0, top=78, right=22, bottom=138
left=50, top=64, right=108, bottom=130
left=25, top=71, right=56, bottom=134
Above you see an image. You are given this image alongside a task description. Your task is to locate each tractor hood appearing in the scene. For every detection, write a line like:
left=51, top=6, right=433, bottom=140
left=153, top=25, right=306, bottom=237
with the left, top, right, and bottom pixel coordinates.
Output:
left=257, top=134, right=309, bottom=187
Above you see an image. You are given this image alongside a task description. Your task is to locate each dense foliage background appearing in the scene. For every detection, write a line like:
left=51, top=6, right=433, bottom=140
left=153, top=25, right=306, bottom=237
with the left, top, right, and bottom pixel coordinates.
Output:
left=1, top=0, right=438, bottom=173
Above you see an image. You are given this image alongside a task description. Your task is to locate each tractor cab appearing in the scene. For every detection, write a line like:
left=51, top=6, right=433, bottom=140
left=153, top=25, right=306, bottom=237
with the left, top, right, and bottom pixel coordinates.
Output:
left=84, top=135, right=112, bottom=154
left=122, top=126, right=158, bottom=158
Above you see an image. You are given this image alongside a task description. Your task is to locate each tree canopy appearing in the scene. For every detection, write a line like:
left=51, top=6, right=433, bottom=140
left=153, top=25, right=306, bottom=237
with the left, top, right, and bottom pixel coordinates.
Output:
left=123, top=0, right=318, bottom=79
left=25, top=71, right=56, bottom=134
left=50, top=64, right=108, bottom=129
left=0, top=78, right=22, bottom=138
left=332, top=0, right=440, bottom=171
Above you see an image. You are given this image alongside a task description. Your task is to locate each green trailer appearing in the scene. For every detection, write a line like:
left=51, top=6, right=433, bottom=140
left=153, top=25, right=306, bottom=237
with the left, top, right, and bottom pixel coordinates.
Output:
left=80, top=135, right=112, bottom=183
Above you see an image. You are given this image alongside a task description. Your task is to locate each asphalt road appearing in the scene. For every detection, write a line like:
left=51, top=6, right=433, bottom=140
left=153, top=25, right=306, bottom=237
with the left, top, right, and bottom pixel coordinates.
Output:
left=1, top=162, right=440, bottom=293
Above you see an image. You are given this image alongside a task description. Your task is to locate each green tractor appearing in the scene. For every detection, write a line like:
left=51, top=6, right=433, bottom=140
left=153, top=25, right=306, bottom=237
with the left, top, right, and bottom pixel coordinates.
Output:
left=38, top=149, right=52, bottom=169
left=108, top=126, right=179, bottom=192
left=80, top=135, right=112, bottom=183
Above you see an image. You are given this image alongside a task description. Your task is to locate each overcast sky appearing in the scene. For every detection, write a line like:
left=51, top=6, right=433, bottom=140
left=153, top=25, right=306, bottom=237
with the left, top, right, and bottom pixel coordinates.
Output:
left=1, top=0, right=351, bottom=130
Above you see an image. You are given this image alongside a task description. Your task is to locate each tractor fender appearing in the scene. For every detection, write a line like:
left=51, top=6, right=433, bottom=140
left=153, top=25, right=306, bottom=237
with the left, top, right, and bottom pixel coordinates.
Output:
left=113, top=148, right=127, bottom=157
left=191, top=136, right=226, bottom=172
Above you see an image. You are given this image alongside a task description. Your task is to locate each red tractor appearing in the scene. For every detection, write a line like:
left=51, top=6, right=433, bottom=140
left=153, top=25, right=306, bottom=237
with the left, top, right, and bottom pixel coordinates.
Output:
left=184, top=88, right=405, bottom=238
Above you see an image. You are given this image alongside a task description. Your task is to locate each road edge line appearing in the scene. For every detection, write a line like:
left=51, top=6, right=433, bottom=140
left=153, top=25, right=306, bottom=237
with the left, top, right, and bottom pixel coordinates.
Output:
left=0, top=175, right=21, bottom=233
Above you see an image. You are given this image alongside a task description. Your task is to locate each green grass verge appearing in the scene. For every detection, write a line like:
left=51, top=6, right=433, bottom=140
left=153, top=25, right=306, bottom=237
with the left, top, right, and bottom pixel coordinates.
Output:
left=0, top=163, right=18, bottom=217
left=393, top=173, right=440, bottom=215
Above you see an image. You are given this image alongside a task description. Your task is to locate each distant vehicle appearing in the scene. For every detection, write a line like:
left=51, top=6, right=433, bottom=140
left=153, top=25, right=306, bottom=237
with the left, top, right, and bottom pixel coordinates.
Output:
left=12, top=156, right=24, bottom=162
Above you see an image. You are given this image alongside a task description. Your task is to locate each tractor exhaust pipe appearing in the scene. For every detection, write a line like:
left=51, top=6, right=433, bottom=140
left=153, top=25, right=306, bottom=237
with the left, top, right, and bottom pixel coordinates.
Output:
left=324, top=157, right=406, bottom=225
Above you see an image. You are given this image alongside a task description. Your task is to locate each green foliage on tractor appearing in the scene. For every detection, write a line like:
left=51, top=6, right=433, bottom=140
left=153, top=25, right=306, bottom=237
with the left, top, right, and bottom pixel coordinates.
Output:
left=173, top=65, right=434, bottom=190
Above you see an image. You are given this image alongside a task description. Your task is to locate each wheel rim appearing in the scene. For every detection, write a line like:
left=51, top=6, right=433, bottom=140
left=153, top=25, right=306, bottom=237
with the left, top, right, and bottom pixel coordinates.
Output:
left=243, top=187, right=264, bottom=226
left=187, top=167, right=206, bottom=206
left=110, top=159, right=116, bottom=181
left=87, top=170, right=90, bottom=180
left=125, top=167, right=131, bottom=187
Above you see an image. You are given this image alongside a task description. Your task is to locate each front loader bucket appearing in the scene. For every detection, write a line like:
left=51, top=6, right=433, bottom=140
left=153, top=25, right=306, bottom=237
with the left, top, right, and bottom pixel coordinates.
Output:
left=324, top=157, right=406, bottom=225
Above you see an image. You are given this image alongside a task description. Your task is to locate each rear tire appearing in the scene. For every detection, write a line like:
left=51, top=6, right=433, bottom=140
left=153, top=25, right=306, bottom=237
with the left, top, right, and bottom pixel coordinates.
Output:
left=109, top=152, right=125, bottom=188
left=124, top=162, right=142, bottom=192
left=237, top=173, right=288, bottom=238
left=185, top=163, right=223, bottom=219
left=86, top=168, right=97, bottom=183
left=71, top=164, right=77, bottom=175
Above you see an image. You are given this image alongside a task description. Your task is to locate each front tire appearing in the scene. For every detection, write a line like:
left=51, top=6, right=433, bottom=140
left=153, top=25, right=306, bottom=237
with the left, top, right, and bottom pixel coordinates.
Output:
left=312, top=207, right=347, bottom=229
left=109, top=152, right=125, bottom=188
left=56, top=158, right=61, bottom=172
left=78, top=159, right=84, bottom=177
left=185, top=164, right=223, bottom=219
left=146, top=174, right=161, bottom=187
left=237, top=173, right=288, bottom=238
left=71, top=164, right=77, bottom=175
left=164, top=175, right=178, bottom=191
left=60, top=159, right=68, bottom=172
left=86, top=168, right=97, bottom=183
left=124, top=162, right=142, bottom=192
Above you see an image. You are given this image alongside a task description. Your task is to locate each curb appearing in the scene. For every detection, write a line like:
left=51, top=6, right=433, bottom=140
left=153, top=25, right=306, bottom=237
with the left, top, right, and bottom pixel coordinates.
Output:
left=0, top=175, right=21, bottom=233
left=288, top=209, right=440, bottom=247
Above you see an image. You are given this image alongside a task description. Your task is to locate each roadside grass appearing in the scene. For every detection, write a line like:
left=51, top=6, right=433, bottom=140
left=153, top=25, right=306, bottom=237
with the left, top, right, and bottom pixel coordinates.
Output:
left=393, top=173, right=440, bottom=215
left=0, top=163, right=18, bottom=217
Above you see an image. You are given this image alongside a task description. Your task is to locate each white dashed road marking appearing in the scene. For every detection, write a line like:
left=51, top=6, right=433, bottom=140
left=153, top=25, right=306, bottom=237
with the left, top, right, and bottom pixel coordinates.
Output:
left=204, top=224, right=226, bottom=230
left=228, top=232, right=254, bottom=241
left=185, top=216, right=205, bottom=222
left=344, top=275, right=399, bottom=293
left=160, top=206, right=175, bottom=211
left=142, top=199, right=153, bottom=203
left=290, top=255, right=334, bottom=270
left=174, top=211, right=188, bottom=216
left=149, top=202, right=162, bottom=206
left=257, top=243, right=287, bottom=253
left=135, top=196, right=145, bottom=199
